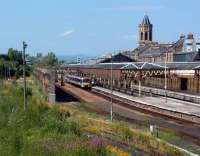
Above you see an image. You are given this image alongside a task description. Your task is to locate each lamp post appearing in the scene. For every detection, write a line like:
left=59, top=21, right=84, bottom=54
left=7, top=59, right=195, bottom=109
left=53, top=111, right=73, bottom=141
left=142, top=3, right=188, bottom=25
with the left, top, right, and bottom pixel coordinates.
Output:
left=139, top=70, right=141, bottom=97
left=164, top=53, right=167, bottom=103
left=23, top=41, right=28, bottom=110
left=110, top=53, right=113, bottom=121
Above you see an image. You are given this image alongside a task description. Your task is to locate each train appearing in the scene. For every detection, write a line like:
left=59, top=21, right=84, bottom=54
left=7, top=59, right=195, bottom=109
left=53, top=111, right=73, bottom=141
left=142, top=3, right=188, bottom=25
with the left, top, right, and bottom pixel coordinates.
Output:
left=65, top=74, right=92, bottom=88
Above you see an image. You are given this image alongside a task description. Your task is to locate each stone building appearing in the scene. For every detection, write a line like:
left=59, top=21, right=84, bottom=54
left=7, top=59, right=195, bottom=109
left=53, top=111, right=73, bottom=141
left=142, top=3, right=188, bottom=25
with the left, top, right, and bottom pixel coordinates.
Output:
left=122, top=14, right=200, bottom=63
left=182, top=33, right=200, bottom=52
left=139, top=14, right=153, bottom=45
left=64, top=14, right=200, bottom=96
left=100, top=53, right=135, bottom=63
left=85, top=14, right=200, bottom=64
left=64, top=62, right=200, bottom=95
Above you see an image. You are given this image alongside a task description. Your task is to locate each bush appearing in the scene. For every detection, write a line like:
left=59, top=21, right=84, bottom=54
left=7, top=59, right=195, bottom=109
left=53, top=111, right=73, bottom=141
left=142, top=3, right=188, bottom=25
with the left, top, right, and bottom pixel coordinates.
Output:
left=19, top=86, right=33, bottom=97
left=0, top=84, right=87, bottom=156
left=122, top=126, right=133, bottom=142
left=111, top=122, right=133, bottom=142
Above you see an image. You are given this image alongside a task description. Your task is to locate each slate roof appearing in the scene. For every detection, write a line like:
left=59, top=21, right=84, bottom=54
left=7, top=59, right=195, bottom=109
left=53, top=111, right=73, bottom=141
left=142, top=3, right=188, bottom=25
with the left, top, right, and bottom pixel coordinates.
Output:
left=65, top=63, right=129, bottom=70
left=173, top=51, right=200, bottom=62
left=122, top=62, right=166, bottom=70
left=158, top=62, right=200, bottom=70
left=100, top=53, right=136, bottom=63
left=64, top=62, right=200, bottom=71
left=122, top=37, right=184, bottom=59
left=195, top=65, right=200, bottom=70
left=141, top=14, right=151, bottom=25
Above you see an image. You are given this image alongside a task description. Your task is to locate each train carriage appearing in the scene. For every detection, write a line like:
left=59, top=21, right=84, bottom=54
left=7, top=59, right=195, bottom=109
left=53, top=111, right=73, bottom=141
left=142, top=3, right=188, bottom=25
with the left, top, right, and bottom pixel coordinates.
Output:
left=65, top=74, right=91, bottom=88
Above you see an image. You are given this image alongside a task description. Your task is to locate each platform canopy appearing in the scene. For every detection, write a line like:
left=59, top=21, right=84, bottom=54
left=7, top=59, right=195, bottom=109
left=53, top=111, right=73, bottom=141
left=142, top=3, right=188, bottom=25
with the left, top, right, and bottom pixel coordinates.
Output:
left=195, top=64, right=200, bottom=70
left=63, top=62, right=200, bottom=71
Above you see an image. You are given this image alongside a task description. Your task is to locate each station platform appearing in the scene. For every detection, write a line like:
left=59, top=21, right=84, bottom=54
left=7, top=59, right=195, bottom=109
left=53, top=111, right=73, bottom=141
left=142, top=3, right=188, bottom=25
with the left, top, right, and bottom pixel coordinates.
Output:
left=130, top=84, right=200, bottom=104
left=92, top=86, right=200, bottom=124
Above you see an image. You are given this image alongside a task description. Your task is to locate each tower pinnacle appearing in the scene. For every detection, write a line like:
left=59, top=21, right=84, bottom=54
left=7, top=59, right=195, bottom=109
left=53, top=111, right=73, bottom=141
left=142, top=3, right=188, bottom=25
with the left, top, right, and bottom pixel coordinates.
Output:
left=139, top=14, right=153, bottom=45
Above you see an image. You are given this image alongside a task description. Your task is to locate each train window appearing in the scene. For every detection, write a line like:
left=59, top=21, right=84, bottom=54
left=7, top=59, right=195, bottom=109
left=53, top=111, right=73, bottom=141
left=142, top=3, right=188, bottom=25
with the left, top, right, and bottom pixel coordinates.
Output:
left=83, top=78, right=90, bottom=83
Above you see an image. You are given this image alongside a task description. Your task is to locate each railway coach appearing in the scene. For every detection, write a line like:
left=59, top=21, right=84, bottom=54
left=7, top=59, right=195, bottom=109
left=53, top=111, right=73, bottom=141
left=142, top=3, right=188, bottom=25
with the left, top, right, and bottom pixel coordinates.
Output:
left=65, top=74, right=92, bottom=88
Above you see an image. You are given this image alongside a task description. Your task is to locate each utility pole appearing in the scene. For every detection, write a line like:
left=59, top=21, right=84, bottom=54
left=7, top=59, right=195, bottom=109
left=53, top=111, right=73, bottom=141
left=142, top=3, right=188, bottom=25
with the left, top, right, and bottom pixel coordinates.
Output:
left=23, top=41, right=28, bottom=110
left=139, top=70, right=141, bottom=97
left=110, top=53, right=113, bottom=121
left=165, top=53, right=167, bottom=103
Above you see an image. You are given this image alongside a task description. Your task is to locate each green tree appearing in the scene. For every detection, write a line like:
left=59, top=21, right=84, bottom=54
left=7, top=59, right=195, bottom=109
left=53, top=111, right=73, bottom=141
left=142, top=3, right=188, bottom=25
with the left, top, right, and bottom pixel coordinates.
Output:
left=43, top=52, right=58, bottom=67
left=8, top=48, right=23, bottom=65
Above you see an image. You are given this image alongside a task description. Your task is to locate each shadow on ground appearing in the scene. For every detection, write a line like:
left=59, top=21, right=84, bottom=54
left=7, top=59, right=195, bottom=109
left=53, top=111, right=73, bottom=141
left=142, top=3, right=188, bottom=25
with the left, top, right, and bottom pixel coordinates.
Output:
left=55, top=86, right=79, bottom=103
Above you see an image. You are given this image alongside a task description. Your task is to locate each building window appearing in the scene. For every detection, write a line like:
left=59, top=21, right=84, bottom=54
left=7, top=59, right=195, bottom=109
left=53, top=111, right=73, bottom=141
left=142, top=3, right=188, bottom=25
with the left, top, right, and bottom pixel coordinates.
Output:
left=181, top=78, right=188, bottom=90
left=149, top=32, right=152, bottom=41
left=145, top=32, right=148, bottom=40
left=141, top=32, right=143, bottom=40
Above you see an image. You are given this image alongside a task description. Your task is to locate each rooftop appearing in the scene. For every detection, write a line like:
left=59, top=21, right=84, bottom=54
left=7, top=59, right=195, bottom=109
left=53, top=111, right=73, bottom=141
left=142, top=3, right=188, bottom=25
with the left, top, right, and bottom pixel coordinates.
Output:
left=64, top=62, right=200, bottom=71
left=141, top=14, right=151, bottom=25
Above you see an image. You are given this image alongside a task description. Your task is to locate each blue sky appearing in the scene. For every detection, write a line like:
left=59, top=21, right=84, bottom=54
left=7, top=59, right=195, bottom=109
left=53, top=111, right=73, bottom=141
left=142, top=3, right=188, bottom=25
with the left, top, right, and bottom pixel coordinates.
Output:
left=0, top=0, right=200, bottom=57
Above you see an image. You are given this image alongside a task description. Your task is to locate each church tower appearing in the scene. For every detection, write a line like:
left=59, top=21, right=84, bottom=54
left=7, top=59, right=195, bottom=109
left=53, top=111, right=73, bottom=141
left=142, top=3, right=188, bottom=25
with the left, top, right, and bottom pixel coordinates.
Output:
left=139, top=14, right=153, bottom=45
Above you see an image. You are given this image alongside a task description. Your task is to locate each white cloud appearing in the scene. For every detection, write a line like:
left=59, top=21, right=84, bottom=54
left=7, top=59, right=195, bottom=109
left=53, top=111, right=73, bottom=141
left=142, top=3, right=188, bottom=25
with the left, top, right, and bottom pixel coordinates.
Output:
left=123, top=35, right=138, bottom=40
left=60, top=29, right=74, bottom=37
left=102, top=5, right=163, bottom=12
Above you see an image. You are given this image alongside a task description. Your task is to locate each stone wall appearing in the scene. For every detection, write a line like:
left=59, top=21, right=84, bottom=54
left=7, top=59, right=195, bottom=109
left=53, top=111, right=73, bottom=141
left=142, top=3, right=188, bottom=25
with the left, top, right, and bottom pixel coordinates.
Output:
left=33, top=68, right=56, bottom=104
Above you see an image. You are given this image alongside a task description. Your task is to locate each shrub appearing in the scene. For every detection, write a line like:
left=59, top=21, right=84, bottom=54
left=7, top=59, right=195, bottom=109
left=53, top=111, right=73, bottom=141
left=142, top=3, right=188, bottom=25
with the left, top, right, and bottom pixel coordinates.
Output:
left=19, top=86, right=33, bottom=97
left=38, top=102, right=51, bottom=113
left=122, top=127, right=133, bottom=142
left=57, top=106, right=71, bottom=120
left=111, top=122, right=133, bottom=142
left=42, top=115, right=81, bottom=136
left=26, top=87, right=33, bottom=97
left=166, top=146, right=186, bottom=156
left=50, top=106, right=71, bottom=121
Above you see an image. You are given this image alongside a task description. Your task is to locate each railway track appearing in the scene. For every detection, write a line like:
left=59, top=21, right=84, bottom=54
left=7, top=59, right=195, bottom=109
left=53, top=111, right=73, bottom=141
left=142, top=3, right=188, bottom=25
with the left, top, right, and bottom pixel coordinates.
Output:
left=92, top=87, right=200, bottom=125
left=90, top=87, right=200, bottom=145
left=56, top=82, right=200, bottom=146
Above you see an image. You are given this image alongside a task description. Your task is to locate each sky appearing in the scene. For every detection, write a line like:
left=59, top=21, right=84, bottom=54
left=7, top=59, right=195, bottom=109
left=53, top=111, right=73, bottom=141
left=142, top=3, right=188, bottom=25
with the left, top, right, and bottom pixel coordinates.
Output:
left=0, top=0, right=200, bottom=57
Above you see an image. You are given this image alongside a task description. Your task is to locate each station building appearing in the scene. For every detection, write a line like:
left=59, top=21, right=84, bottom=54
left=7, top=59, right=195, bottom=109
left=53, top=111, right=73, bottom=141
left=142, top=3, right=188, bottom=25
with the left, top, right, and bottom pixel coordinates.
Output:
left=85, top=14, right=200, bottom=64
left=64, top=14, right=200, bottom=95
left=122, top=14, right=200, bottom=63
left=63, top=62, right=200, bottom=95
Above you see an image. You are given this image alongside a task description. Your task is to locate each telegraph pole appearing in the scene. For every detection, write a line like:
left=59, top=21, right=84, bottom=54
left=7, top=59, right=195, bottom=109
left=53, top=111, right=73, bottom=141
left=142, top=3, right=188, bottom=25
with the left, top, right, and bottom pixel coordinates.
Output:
left=23, top=41, right=28, bottom=110
left=110, top=53, right=113, bottom=121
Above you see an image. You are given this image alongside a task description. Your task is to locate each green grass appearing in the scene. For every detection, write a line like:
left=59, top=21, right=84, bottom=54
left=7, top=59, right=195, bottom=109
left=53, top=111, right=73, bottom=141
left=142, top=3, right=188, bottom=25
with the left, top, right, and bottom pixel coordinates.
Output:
left=65, top=95, right=200, bottom=155
left=157, top=130, right=200, bottom=154
left=0, top=83, right=108, bottom=156
left=62, top=101, right=200, bottom=155
left=0, top=80, right=193, bottom=156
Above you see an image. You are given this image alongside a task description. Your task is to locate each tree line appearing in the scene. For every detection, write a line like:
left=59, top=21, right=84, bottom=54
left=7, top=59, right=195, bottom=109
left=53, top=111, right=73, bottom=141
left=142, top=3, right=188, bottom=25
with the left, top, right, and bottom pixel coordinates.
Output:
left=34, top=52, right=59, bottom=68
left=0, top=48, right=60, bottom=80
left=0, top=48, right=32, bottom=80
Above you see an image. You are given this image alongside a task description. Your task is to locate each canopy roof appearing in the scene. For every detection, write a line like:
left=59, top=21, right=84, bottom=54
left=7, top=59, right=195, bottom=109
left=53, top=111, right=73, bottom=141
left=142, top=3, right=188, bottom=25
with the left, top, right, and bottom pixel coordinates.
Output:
left=64, top=62, right=200, bottom=71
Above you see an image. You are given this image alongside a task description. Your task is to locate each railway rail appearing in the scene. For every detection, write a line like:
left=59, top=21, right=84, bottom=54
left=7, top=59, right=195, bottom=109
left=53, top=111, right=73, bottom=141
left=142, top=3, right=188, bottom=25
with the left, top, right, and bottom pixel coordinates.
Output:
left=55, top=82, right=200, bottom=144
left=92, top=86, right=200, bottom=125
